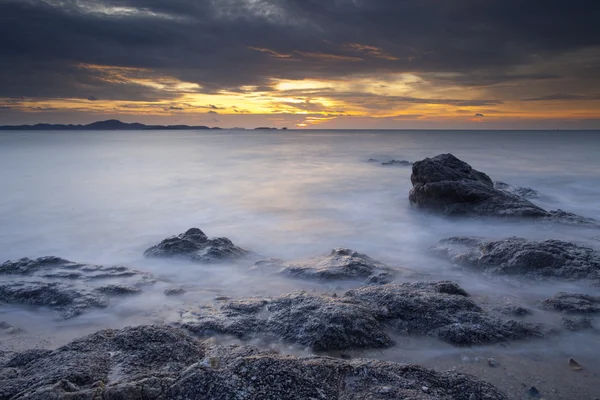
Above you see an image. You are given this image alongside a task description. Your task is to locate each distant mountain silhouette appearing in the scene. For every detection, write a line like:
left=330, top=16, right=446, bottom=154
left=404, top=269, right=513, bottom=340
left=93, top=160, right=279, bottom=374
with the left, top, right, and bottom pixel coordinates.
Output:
left=0, top=119, right=219, bottom=131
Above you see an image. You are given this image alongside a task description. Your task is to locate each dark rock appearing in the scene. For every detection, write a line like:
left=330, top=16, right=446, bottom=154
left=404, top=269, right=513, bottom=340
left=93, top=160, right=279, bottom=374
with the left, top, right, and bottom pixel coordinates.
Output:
left=495, top=305, right=533, bottom=317
left=180, top=282, right=543, bottom=349
left=252, top=248, right=396, bottom=284
left=487, top=358, right=499, bottom=367
left=409, top=154, right=598, bottom=225
left=144, top=228, right=252, bottom=263
left=527, top=386, right=541, bottom=398
left=542, top=292, right=600, bottom=314
left=409, top=154, right=547, bottom=217
left=367, top=158, right=379, bottom=162
left=0, top=325, right=509, bottom=400
left=382, top=159, right=412, bottom=166
left=95, top=285, right=142, bottom=296
left=0, top=257, right=154, bottom=319
left=562, top=317, right=594, bottom=331
left=346, top=283, right=543, bottom=346
left=0, top=321, right=22, bottom=335
left=434, top=237, right=600, bottom=283
left=180, top=291, right=392, bottom=351
left=164, top=287, right=186, bottom=296
left=494, top=181, right=539, bottom=198
left=0, top=281, right=109, bottom=319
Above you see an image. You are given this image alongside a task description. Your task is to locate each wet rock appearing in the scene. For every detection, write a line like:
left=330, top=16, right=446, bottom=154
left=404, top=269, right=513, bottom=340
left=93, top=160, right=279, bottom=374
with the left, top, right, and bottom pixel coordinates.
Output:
left=494, top=181, right=539, bottom=199
left=0, top=281, right=109, bottom=319
left=95, top=285, right=141, bottom=296
left=409, top=154, right=598, bottom=225
left=346, top=282, right=543, bottom=346
left=542, top=292, right=600, bottom=314
left=495, top=305, right=532, bottom=317
left=487, top=358, right=499, bottom=368
left=527, top=386, right=541, bottom=398
left=562, top=317, right=594, bottom=331
left=0, top=257, right=153, bottom=319
left=144, top=228, right=252, bottom=263
left=0, top=321, right=22, bottom=335
left=434, top=237, right=600, bottom=284
left=180, top=291, right=392, bottom=351
left=253, top=248, right=396, bottom=284
left=0, top=325, right=509, bottom=400
left=0, top=257, right=151, bottom=281
left=409, top=154, right=547, bottom=217
left=164, top=287, right=186, bottom=296
left=180, top=282, right=543, bottom=349
left=382, top=159, right=412, bottom=166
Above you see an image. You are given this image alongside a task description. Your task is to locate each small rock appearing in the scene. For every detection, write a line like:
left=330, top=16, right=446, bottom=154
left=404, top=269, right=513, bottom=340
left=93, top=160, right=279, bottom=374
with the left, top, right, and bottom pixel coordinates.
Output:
left=487, top=358, right=499, bottom=368
left=164, top=287, right=186, bottom=296
left=569, top=358, right=583, bottom=371
left=527, top=386, right=541, bottom=398
left=422, top=386, right=429, bottom=392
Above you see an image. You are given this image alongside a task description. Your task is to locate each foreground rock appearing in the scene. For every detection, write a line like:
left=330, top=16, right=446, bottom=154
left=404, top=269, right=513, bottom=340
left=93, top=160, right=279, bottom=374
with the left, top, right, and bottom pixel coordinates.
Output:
left=180, top=281, right=543, bottom=350
left=0, top=325, right=508, bottom=400
left=409, top=154, right=597, bottom=225
left=0, top=257, right=154, bottom=318
left=144, top=228, right=252, bottom=263
left=434, top=237, right=600, bottom=284
left=252, top=248, right=396, bottom=284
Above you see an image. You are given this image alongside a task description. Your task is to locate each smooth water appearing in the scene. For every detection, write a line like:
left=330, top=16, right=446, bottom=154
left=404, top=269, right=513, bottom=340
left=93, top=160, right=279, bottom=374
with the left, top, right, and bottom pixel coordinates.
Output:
left=1, top=130, right=600, bottom=397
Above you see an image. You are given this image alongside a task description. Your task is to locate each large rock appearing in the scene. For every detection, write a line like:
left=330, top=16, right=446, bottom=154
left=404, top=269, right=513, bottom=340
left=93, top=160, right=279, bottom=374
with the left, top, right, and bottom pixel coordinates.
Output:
left=409, top=154, right=598, bottom=226
left=409, top=154, right=547, bottom=217
left=0, top=325, right=509, bottom=400
left=144, top=228, right=252, bottom=263
left=434, top=237, right=600, bottom=284
left=180, top=282, right=543, bottom=349
left=252, top=248, right=396, bottom=284
left=0, top=257, right=154, bottom=318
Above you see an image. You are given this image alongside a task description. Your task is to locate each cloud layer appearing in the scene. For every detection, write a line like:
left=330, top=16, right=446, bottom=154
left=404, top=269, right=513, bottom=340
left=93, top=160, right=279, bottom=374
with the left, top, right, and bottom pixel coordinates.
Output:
left=1, top=0, right=599, bottom=127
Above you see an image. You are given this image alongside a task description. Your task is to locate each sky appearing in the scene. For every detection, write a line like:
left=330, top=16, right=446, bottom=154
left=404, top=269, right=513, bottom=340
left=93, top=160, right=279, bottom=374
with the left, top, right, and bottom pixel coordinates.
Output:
left=1, top=0, right=600, bottom=129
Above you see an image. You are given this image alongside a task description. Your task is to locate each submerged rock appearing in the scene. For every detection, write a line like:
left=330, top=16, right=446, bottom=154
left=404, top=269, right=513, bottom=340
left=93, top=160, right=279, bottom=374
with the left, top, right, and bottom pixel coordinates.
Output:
left=542, top=292, right=600, bottom=314
left=180, top=281, right=543, bottom=349
left=0, top=257, right=153, bottom=319
left=409, top=154, right=597, bottom=225
left=0, top=325, right=508, bottom=400
left=382, top=159, right=412, bottom=166
left=144, top=228, right=252, bottom=263
left=252, top=248, right=396, bottom=284
left=434, top=237, right=600, bottom=284
left=562, top=317, right=594, bottom=332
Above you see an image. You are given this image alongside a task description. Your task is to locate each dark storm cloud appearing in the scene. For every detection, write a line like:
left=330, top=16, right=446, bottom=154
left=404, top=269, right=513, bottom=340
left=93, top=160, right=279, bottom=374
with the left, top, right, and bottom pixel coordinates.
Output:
left=522, top=93, right=600, bottom=101
left=1, top=0, right=599, bottom=101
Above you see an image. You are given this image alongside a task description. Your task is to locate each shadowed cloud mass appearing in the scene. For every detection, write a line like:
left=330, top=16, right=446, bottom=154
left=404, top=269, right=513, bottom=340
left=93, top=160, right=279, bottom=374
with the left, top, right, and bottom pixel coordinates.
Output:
left=1, top=0, right=599, bottom=128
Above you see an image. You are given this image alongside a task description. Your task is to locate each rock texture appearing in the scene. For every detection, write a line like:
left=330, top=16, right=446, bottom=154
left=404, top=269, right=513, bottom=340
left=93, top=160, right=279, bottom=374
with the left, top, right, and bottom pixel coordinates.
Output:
left=0, top=257, right=154, bottom=318
left=252, top=248, right=396, bottom=284
left=0, top=325, right=509, bottom=400
left=494, top=181, right=539, bottom=199
left=542, top=292, right=600, bottom=314
left=434, top=237, right=600, bottom=284
left=180, top=282, right=543, bottom=349
left=409, top=154, right=547, bottom=217
left=144, top=228, right=252, bottom=263
left=409, top=154, right=598, bottom=225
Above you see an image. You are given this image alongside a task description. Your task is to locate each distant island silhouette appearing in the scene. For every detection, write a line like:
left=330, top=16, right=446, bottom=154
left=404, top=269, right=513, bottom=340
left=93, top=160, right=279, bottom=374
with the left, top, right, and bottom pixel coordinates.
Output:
left=0, top=119, right=285, bottom=131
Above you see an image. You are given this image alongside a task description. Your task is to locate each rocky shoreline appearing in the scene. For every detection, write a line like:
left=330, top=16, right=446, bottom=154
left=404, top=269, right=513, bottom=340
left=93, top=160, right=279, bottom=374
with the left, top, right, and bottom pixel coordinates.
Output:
left=1, top=153, right=599, bottom=399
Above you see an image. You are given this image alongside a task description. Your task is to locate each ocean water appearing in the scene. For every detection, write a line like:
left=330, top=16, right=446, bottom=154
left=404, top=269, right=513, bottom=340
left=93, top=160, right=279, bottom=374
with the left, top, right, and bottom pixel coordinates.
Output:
left=1, top=129, right=600, bottom=396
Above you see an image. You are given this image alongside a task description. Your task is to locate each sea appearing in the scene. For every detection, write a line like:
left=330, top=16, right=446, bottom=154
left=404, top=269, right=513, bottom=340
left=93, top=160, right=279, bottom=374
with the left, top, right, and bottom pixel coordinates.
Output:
left=1, top=129, right=599, bottom=398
